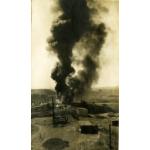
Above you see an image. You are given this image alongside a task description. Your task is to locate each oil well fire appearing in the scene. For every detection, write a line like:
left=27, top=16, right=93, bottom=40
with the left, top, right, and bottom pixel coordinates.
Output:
left=32, top=0, right=118, bottom=149
left=48, top=0, right=106, bottom=102
left=48, top=0, right=107, bottom=127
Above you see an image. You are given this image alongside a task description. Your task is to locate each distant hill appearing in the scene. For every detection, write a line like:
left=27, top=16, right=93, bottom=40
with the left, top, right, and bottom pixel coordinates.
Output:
left=31, top=89, right=55, bottom=95
left=82, top=87, right=119, bottom=102
left=31, top=87, right=119, bottom=97
left=31, top=89, right=56, bottom=106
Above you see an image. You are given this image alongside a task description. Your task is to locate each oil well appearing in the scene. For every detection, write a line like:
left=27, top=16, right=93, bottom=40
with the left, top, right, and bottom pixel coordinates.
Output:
left=51, top=94, right=103, bottom=135
left=52, top=96, right=69, bottom=125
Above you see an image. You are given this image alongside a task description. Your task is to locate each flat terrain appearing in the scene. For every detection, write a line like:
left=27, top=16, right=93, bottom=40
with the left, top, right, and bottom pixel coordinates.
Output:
left=31, top=88, right=119, bottom=150
left=32, top=116, right=118, bottom=150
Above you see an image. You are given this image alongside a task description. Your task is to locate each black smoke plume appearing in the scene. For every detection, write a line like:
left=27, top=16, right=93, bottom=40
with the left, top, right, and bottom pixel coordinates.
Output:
left=48, top=0, right=107, bottom=103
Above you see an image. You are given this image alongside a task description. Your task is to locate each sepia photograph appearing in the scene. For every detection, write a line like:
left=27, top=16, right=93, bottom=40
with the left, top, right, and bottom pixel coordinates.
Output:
left=2, top=0, right=150, bottom=150
left=31, top=0, right=119, bottom=149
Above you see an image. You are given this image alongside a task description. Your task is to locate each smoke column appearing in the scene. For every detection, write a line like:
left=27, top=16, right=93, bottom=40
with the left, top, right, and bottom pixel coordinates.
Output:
left=48, top=0, right=107, bottom=103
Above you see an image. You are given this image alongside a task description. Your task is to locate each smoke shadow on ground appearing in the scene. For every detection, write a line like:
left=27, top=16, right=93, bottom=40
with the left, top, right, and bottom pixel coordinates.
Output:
left=73, top=101, right=117, bottom=114
left=42, top=138, right=69, bottom=150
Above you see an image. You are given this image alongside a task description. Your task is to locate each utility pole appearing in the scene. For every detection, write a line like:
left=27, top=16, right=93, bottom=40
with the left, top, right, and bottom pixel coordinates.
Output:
left=51, top=96, right=55, bottom=125
left=109, top=122, right=112, bottom=150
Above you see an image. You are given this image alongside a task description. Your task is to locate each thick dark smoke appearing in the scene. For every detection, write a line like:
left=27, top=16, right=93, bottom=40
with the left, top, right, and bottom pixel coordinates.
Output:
left=48, top=0, right=107, bottom=103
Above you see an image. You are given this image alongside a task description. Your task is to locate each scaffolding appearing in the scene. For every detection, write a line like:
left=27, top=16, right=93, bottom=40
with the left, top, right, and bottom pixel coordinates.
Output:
left=52, top=97, right=68, bottom=126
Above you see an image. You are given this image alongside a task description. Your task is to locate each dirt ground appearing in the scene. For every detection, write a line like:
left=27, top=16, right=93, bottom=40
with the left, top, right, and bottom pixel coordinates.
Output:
left=32, top=115, right=118, bottom=150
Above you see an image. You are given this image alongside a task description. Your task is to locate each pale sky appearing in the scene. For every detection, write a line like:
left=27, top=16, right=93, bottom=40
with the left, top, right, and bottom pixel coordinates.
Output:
left=31, top=0, right=119, bottom=89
